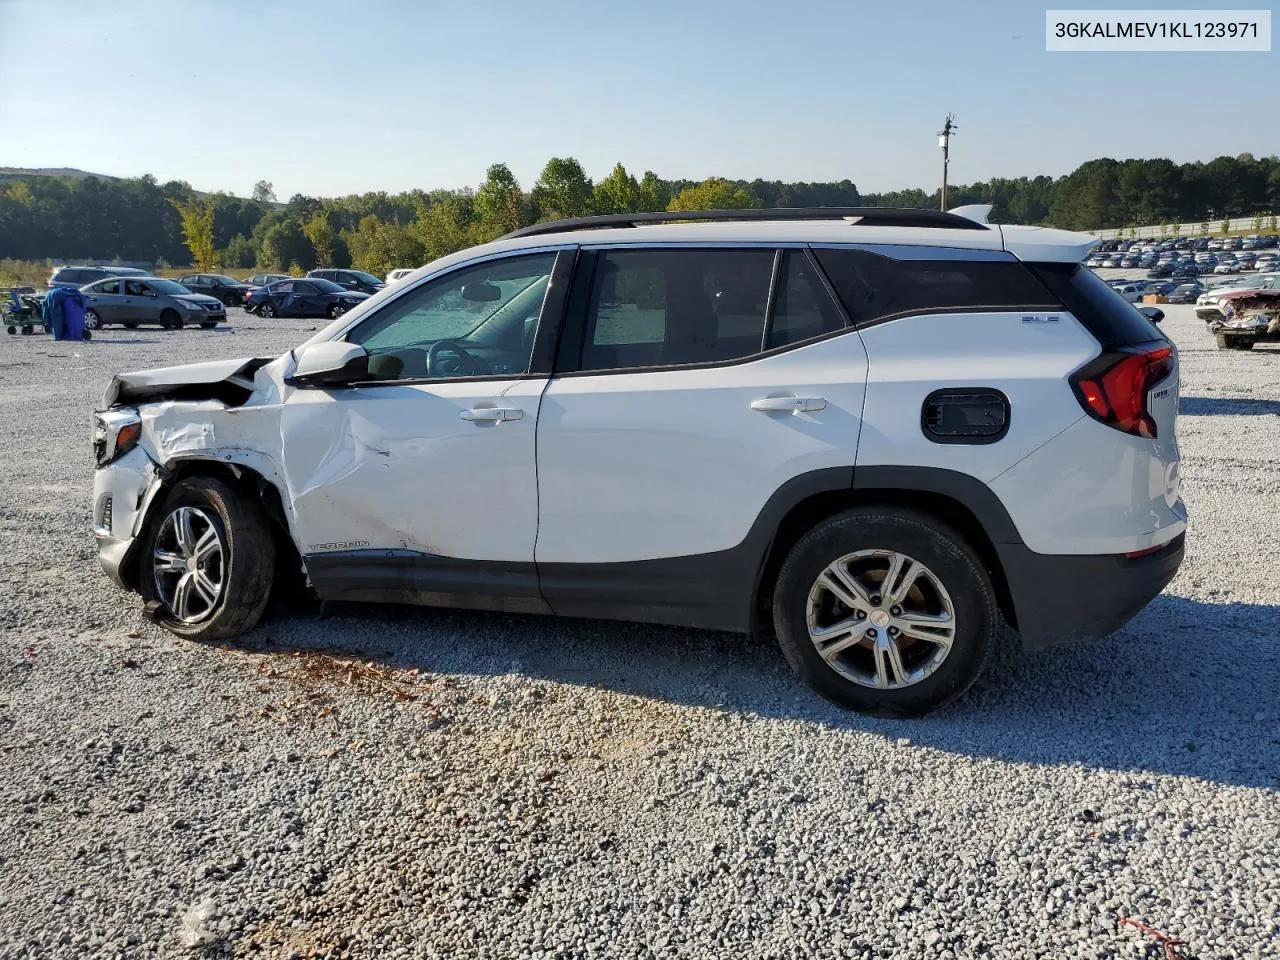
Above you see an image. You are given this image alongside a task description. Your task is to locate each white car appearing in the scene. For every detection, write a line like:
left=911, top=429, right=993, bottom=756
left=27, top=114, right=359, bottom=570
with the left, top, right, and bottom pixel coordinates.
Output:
left=385, top=268, right=419, bottom=285
left=1195, top=273, right=1280, bottom=320
left=90, top=207, right=1186, bottom=715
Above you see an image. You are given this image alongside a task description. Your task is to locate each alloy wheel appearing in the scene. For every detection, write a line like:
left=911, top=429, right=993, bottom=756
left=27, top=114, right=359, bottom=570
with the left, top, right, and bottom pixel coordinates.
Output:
left=806, top=549, right=956, bottom=690
left=152, top=506, right=226, bottom=623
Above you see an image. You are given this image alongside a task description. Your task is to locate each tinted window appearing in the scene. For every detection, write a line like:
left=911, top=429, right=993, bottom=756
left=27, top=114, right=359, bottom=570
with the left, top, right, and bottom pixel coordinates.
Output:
left=309, top=278, right=346, bottom=293
left=97, top=279, right=120, bottom=294
left=1028, top=263, right=1167, bottom=347
left=813, top=249, right=1058, bottom=325
left=347, top=254, right=554, bottom=381
left=294, top=281, right=318, bottom=294
left=768, top=251, right=845, bottom=349
left=581, top=249, right=773, bottom=371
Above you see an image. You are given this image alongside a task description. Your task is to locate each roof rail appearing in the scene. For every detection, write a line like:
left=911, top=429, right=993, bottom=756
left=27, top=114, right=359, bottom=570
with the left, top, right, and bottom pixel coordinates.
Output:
left=498, top=207, right=990, bottom=240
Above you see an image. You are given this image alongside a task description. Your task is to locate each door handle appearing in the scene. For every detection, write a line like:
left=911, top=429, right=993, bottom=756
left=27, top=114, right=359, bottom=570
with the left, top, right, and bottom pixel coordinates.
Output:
left=750, top=395, right=827, bottom=414
left=460, top=406, right=523, bottom=422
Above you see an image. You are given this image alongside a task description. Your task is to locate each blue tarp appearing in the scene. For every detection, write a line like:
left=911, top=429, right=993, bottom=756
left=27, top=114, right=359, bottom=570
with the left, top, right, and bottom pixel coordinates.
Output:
left=42, top=287, right=87, bottom=340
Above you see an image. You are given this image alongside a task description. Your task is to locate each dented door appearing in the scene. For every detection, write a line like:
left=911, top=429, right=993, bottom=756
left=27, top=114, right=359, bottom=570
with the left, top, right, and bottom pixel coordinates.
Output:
left=278, top=378, right=545, bottom=563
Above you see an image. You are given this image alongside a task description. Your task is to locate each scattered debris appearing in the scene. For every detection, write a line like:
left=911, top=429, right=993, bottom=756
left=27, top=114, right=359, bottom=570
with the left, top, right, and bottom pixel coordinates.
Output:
left=1117, top=915, right=1190, bottom=960
left=178, top=897, right=217, bottom=948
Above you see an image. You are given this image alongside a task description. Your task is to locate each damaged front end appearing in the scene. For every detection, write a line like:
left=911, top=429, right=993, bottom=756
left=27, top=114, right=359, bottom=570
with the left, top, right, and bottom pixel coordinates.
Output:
left=93, top=355, right=292, bottom=588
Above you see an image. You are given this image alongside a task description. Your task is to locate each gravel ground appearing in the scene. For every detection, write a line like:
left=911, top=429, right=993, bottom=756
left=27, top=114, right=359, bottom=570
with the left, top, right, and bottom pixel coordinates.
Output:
left=1, top=302, right=1278, bottom=960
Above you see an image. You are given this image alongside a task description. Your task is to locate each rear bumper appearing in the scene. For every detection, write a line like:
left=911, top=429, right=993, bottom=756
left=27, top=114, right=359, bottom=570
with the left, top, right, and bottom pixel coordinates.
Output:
left=999, top=534, right=1185, bottom=651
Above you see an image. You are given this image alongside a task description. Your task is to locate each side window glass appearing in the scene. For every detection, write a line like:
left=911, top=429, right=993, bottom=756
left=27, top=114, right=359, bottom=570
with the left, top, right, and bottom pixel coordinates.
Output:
left=295, top=282, right=316, bottom=294
left=124, top=280, right=144, bottom=295
left=812, top=248, right=1059, bottom=325
left=275, top=281, right=294, bottom=294
left=99, top=279, right=120, bottom=295
left=581, top=249, right=772, bottom=371
left=768, top=251, right=845, bottom=349
left=347, top=253, right=556, bottom=381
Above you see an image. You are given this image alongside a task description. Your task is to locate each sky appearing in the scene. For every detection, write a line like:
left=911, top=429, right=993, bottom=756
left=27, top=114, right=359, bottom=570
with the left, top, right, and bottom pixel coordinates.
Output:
left=0, top=0, right=1275, bottom=199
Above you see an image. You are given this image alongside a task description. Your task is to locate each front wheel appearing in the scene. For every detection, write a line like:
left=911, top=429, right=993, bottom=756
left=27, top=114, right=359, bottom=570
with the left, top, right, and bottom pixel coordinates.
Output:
left=160, top=309, right=183, bottom=330
left=772, top=507, right=998, bottom=716
left=261, top=303, right=277, bottom=319
left=326, top=303, right=346, bottom=319
left=138, top=477, right=276, bottom=640
left=84, top=309, right=101, bottom=330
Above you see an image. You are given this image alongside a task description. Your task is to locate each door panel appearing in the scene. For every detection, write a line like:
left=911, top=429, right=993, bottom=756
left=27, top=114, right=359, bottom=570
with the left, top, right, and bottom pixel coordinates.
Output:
left=535, top=334, right=869, bottom=564
left=280, top=379, right=547, bottom=562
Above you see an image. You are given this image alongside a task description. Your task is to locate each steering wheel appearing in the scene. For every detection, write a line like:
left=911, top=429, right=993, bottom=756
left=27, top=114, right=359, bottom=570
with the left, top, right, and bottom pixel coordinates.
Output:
left=427, top=339, right=487, bottom=378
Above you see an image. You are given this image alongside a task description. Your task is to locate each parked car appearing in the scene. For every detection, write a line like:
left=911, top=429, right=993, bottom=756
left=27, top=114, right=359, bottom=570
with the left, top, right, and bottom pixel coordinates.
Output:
left=80, top=276, right=225, bottom=329
left=1195, top=273, right=1280, bottom=321
left=177, top=273, right=255, bottom=306
left=244, top=278, right=369, bottom=319
left=1145, top=263, right=1173, bottom=279
left=243, top=273, right=292, bottom=289
left=1166, top=283, right=1204, bottom=304
left=48, top=265, right=150, bottom=290
left=386, top=268, right=419, bottom=285
left=307, top=268, right=385, bottom=295
left=89, top=208, right=1185, bottom=716
left=1213, top=261, right=1240, bottom=274
left=1115, top=282, right=1146, bottom=302
left=1206, top=287, right=1280, bottom=350
left=1172, top=262, right=1200, bottom=278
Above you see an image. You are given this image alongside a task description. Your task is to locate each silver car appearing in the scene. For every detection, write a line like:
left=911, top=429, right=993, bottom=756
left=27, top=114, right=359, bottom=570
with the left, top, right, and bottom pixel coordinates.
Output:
left=81, top=276, right=226, bottom=330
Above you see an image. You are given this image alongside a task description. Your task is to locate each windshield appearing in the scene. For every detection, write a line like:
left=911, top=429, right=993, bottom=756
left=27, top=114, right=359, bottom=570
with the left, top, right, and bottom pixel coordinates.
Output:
left=210, top=274, right=239, bottom=284
left=309, top=278, right=346, bottom=293
left=150, top=279, right=190, bottom=294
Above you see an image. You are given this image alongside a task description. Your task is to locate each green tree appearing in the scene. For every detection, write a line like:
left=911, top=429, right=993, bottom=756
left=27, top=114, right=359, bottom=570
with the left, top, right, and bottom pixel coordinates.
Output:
left=348, top=214, right=426, bottom=277
left=473, top=163, right=528, bottom=237
left=302, top=212, right=337, bottom=267
left=532, top=157, right=594, bottom=220
left=408, top=199, right=472, bottom=262
left=169, top=198, right=217, bottom=268
left=637, top=171, right=669, bottom=212
left=1221, top=217, right=1232, bottom=234
left=252, top=180, right=277, bottom=204
left=667, top=177, right=760, bottom=211
left=593, top=163, right=641, bottom=215
left=221, top=233, right=257, bottom=269
left=260, top=219, right=314, bottom=271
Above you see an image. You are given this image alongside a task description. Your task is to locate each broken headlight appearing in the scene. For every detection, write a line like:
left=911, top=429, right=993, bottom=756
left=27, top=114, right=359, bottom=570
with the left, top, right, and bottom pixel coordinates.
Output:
left=94, top=410, right=142, bottom=466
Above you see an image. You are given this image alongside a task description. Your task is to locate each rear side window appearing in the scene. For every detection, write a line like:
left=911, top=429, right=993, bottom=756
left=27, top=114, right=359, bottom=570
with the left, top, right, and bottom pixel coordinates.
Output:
left=581, top=249, right=773, bottom=370
left=768, top=251, right=845, bottom=349
left=812, top=248, right=1058, bottom=325
left=1028, top=263, right=1166, bottom=347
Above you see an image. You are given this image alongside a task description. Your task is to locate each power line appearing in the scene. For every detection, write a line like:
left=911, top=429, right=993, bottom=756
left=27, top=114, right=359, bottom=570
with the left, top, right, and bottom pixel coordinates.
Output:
left=937, top=114, right=956, bottom=211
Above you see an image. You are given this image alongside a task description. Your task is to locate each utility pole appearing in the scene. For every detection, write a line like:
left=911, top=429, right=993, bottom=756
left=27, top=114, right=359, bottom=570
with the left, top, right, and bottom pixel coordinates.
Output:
left=937, top=114, right=956, bottom=211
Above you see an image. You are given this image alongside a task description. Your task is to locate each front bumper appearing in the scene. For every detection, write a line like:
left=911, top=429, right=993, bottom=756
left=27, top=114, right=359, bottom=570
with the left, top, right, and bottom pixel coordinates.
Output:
left=999, top=534, right=1185, bottom=651
left=93, top=447, right=162, bottom=588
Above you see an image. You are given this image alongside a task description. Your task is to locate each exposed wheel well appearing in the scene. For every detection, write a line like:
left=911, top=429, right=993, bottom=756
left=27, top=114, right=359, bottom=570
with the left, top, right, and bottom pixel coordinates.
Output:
left=753, top=487, right=1016, bottom=635
left=123, top=459, right=301, bottom=592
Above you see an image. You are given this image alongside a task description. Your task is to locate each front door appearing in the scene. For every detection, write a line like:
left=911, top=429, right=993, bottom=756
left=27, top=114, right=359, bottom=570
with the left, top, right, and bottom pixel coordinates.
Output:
left=279, top=249, right=568, bottom=611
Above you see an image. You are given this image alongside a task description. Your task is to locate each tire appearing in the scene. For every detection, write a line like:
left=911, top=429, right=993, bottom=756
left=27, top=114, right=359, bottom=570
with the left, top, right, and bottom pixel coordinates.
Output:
left=137, top=476, right=276, bottom=641
left=326, top=303, right=346, bottom=320
left=261, top=303, right=277, bottom=319
left=123, top=322, right=139, bottom=329
left=160, top=309, right=183, bottom=330
left=772, top=506, right=998, bottom=716
left=84, top=309, right=101, bottom=330
left=199, top=321, right=218, bottom=329
left=1215, top=332, right=1254, bottom=350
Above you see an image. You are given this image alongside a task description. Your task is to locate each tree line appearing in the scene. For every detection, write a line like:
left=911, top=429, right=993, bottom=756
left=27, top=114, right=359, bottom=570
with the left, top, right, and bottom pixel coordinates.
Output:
left=2, top=154, right=1279, bottom=277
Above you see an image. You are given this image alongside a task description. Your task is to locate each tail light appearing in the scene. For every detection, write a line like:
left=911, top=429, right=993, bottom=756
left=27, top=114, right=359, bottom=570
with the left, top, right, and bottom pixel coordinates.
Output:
left=1070, top=344, right=1174, bottom=439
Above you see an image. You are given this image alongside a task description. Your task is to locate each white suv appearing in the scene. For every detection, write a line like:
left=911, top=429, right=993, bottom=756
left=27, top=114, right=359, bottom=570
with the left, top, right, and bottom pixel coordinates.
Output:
left=91, top=207, right=1186, bottom=715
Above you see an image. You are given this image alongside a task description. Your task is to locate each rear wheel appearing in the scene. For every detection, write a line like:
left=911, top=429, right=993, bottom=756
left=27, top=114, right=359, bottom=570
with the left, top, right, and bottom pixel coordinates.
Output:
left=160, top=309, right=183, bottom=330
left=261, top=303, right=277, bottom=319
left=772, top=507, right=998, bottom=716
left=84, top=309, right=101, bottom=330
left=326, top=303, right=346, bottom=320
left=138, top=477, right=276, bottom=640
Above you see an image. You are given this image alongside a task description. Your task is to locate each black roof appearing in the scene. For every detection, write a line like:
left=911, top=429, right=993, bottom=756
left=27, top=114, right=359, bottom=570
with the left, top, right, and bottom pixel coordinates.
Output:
left=498, top=207, right=989, bottom=240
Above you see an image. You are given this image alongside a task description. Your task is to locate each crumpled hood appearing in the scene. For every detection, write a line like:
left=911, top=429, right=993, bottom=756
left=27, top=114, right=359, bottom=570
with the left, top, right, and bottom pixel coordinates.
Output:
left=102, top=357, right=275, bottom=408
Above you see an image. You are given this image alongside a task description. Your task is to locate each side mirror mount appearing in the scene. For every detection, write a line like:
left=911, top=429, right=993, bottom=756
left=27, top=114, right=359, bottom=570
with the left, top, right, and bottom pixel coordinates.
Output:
left=1137, top=305, right=1164, bottom=324
left=287, top=341, right=369, bottom=387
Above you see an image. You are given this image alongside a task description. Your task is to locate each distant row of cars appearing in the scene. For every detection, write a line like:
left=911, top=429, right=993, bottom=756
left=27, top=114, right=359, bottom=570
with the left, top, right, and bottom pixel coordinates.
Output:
left=46, top=264, right=403, bottom=328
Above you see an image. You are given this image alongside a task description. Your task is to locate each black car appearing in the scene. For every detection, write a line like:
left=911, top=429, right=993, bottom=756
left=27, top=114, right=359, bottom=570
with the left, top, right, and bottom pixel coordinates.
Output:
left=1166, top=283, right=1204, bottom=304
left=1145, top=263, right=1173, bottom=279
left=1172, top=262, right=1200, bottom=278
left=178, top=273, right=255, bottom=306
left=307, top=268, right=385, bottom=296
left=244, top=278, right=368, bottom=319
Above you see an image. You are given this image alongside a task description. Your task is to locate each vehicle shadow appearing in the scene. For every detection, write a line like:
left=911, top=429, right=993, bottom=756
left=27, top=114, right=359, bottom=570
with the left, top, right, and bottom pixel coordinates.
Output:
left=1180, top=395, right=1280, bottom=416
left=243, top=593, right=1280, bottom=791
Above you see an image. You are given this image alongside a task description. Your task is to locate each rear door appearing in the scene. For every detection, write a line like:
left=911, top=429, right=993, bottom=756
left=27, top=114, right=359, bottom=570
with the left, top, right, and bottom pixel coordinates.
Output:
left=534, top=246, right=867, bottom=629
left=87, top=279, right=122, bottom=322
